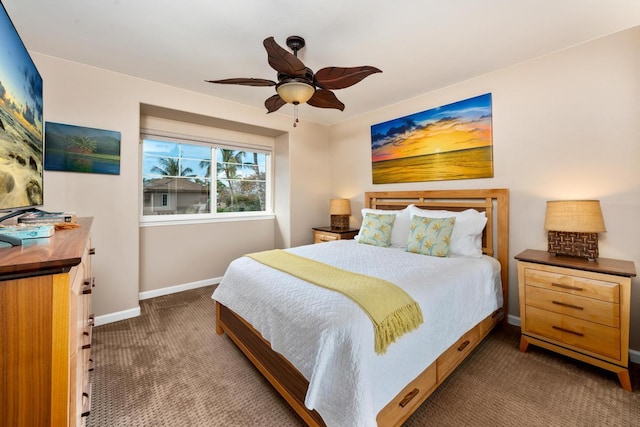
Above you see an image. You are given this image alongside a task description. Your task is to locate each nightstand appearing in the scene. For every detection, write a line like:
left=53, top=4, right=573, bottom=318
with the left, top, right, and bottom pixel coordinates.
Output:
left=312, top=226, right=359, bottom=244
left=515, top=249, right=636, bottom=391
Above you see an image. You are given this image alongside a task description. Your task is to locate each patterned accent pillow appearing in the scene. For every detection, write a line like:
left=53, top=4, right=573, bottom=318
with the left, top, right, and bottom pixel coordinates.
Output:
left=406, top=216, right=456, bottom=257
left=409, top=206, right=486, bottom=258
left=357, top=205, right=413, bottom=248
left=357, top=213, right=396, bottom=247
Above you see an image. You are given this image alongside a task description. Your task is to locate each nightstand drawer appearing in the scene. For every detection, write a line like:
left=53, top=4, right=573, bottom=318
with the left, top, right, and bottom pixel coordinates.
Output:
left=524, top=268, right=619, bottom=303
left=314, top=232, right=339, bottom=243
left=312, top=227, right=359, bottom=244
left=525, top=305, right=620, bottom=360
left=525, top=285, right=619, bottom=327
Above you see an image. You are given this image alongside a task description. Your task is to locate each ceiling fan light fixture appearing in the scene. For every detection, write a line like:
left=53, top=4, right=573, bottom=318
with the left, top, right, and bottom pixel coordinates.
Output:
left=276, top=81, right=315, bottom=105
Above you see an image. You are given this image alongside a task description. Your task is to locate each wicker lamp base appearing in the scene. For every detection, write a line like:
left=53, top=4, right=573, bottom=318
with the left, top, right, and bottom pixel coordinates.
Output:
left=547, top=230, right=599, bottom=261
left=331, top=215, right=349, bottom=230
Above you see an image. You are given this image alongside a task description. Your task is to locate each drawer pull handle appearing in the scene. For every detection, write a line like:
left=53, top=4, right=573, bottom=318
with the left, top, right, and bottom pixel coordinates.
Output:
left=82, top=326, right=93, bottom=349
left=399, top=388, right=419, bottom=408
left=552, top=300, right=584, bottom=310
left=81, top=383, right=92, bottom=417
left=551, top=282, right=583, bottom=291
left=457, top=340, right=471, bottom=352
left=81, top=277, right=95, bottom=295
left=552, top=325, right=584, bottom=337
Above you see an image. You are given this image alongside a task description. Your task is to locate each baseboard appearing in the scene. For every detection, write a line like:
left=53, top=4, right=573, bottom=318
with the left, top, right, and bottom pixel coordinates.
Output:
left=94, top=306, right=141, bottom=327
left=505, top=314, right=640, bottom=364
left=138, top=277, right=222, bottom=300
left=507, top=314, right=521, bottom=327
left=94, top=277, right=222, bottom=326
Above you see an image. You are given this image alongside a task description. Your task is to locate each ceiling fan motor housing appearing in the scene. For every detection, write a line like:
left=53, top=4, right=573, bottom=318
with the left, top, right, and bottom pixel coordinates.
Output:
left=277, top=68, right=315, bottom=86
left=286, top=35, right=306, bottom=55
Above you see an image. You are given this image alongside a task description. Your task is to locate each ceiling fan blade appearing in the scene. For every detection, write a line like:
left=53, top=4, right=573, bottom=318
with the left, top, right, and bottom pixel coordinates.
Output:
left=263, top=37, right=307, bottom=77
left=265, top=94, right=287, bottom=113
left=206, top=78, right=276, bottom=87
left=314, top=66, right=382, bottom=90
left=307, top=89, right=345, bottom=111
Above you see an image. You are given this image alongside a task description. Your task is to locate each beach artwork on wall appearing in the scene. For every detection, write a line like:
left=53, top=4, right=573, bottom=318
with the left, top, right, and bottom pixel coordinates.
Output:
left=371, top=93, right=493, bottom=184
left=44, top=122, right=121, bottom=175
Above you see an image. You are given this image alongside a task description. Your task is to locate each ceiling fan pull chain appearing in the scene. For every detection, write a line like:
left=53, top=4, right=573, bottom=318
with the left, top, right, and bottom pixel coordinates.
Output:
left=293, top=104, right=299, bottom=127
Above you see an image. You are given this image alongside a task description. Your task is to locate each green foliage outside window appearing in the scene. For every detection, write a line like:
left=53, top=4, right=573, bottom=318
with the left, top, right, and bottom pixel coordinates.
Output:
left=142, top=138, right=269, bottom=217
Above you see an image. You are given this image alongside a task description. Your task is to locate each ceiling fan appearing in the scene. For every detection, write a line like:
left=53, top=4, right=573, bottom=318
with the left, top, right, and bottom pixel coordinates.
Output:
left=206, top=36, right=382, bottom=118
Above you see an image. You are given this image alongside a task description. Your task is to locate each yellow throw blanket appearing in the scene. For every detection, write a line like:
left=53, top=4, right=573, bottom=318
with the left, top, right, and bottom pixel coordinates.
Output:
left=246, top=249, right=424, bottom=354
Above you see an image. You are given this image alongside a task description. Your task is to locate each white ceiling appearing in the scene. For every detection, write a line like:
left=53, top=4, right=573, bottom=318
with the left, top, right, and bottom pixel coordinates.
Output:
left=4, top=0, right=640, bottom=126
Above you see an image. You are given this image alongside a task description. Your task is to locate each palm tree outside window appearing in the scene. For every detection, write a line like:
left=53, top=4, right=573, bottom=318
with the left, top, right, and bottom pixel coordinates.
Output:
left=141, top=137, right=270, bottom=218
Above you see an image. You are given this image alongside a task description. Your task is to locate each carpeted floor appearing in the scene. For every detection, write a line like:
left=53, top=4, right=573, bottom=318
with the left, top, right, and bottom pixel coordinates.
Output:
left=87, top=286, right=640, bottom=427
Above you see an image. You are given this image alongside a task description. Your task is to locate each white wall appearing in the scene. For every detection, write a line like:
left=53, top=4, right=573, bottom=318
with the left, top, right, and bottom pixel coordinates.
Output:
left=328, top=26, right=640, bottom=351
left=34, top=53, right=331, bottom=320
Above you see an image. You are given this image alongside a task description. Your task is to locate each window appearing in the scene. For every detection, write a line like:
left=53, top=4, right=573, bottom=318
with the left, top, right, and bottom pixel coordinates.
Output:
left=141, top=136, right=271, bottom=221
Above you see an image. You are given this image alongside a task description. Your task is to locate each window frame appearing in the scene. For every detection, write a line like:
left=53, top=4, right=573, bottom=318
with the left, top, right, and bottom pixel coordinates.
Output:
left=140, top=130, right=274, bottom=226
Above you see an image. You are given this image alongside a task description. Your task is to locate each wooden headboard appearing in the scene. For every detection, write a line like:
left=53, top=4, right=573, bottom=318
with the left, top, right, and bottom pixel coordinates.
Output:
left=365, top=189, right=509, bottom=318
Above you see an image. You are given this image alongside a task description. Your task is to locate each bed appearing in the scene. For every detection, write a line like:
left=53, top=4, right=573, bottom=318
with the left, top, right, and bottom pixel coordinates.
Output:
left=213, top=189, right=509, bottom=426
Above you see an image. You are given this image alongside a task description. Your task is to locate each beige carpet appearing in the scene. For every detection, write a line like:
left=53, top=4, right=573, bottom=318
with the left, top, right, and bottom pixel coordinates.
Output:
left=87, top=286, right=639, bottom=427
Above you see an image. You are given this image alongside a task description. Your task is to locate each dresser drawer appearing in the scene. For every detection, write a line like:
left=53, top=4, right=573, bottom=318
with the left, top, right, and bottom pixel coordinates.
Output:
left=525, top=285, right=619, bottom=328
left=525, top=305, right=620, bottom=360
left=69, top=263, right=86, bottom=359
left=524, top=268, right=619, bottom=303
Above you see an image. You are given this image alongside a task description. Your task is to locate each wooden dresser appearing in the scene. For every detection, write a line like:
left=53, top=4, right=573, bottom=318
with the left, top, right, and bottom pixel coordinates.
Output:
left=515, top=249, right=636, bottom=391
left=312, top=226, right=359, bottom=243
left=0, top=218, right=94, bottom=427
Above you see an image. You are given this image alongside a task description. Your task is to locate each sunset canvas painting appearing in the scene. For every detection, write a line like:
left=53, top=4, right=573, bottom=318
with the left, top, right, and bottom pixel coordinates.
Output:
left=371, top=93, right=493, bottom=184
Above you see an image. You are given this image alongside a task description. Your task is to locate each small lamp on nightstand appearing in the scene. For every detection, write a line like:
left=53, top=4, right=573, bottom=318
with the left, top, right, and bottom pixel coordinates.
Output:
left=329, top=199, right=351, bottom=230
left=544, top=200, right=606, bottom=261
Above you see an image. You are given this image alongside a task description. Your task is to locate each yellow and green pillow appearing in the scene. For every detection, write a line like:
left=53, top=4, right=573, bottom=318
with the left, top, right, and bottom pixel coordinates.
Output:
left=358, top=213, right=396, bottom=247
left=406, top=216, right=456, bottom=257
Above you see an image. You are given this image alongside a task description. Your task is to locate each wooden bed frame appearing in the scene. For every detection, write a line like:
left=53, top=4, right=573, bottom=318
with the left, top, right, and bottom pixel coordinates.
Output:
left=216, top=189, right=509, bottom=426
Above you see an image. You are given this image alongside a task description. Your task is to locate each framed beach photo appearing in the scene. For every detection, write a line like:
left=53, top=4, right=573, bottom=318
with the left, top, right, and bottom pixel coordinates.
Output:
left=370, top=93, right=493, bottom=184
left=44, top=122, right=121, bottom=175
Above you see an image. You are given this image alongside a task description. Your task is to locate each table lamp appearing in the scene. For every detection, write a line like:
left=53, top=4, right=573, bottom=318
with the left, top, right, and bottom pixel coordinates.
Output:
left=544, top=200, right=606, bottom=261
left=329, top=199, right=351, bottom=230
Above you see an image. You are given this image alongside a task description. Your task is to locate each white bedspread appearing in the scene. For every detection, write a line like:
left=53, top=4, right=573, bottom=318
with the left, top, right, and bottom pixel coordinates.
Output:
left=212, top=240, right=502, bottom=427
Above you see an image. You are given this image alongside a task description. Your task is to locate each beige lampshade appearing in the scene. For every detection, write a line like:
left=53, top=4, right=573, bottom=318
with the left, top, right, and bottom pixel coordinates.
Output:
left=276, top=81, right=315, bottom=104
left=544, top=200, right=606, bottom=233
left=329, top=199, right=351, bottom=216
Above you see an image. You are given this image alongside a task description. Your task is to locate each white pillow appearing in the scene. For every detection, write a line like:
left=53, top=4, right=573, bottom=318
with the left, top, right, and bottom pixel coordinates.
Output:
left=356, top=205, right=413, bottom=248
left=409, top=206, right=487, bottom=258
